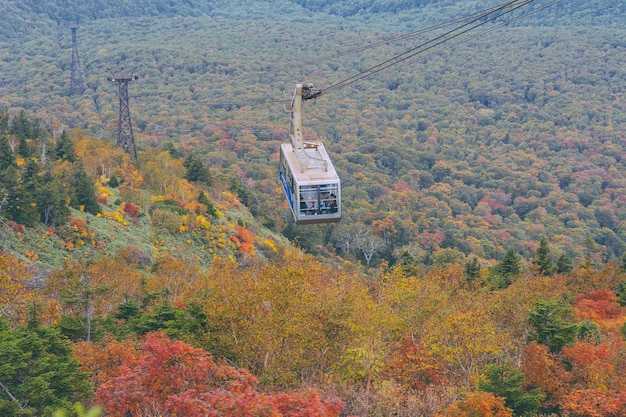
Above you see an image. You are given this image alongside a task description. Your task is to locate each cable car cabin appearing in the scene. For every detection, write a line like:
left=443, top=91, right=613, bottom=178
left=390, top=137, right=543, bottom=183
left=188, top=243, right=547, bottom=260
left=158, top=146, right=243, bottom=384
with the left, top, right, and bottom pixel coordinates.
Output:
left=280, top=83, right=341, bottom=225
left=280, top=142, right=341, bottom=225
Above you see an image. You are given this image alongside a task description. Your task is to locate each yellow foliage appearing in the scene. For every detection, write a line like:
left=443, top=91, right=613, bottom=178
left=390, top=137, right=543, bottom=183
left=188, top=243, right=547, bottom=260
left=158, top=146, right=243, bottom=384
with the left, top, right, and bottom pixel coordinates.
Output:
left=98, top=184, right=114, bottom=196
left=195, top=215, right=211, bottom=229
left=202, top=250, right=372, bottom=387
left=263, top=239, right=277, bottom=252
left=0, top=253, right=34, bottom=325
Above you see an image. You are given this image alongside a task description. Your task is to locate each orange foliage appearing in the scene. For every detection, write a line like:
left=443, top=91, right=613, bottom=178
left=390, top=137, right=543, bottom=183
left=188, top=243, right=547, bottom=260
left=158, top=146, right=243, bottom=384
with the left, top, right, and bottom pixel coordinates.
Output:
left=234, top=225, right=255, bottom=256
left=520, top=342, right=569, bottom=409
left=382, top=338, right=443, bottom=390
left=148, top=253, right=203, bottom=304
left=68, top=216, right=88, bottom=234
left=92, top=332, right=345, bottom=417
left=561, top=389, right=626, bottom=417
left=562, top=342, right=614, bottom=390
left=573, top=288, right=622, bottom=321
left=96, top=194, right=109, bottom=205
left=73, top=336, right=140, bottom=387
left=122, top=201, right=140, bottom=219
left=436, top=391, right=513, bottom=417
left=0, top=253, right=34, bottom=325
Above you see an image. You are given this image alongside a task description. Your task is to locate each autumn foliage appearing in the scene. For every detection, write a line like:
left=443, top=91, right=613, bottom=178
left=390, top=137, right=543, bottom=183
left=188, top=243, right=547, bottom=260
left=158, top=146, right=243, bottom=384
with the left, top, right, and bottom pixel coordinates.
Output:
left=89, top=332, right=345, bottom=417
left=436, top=392, right=513, bottom=417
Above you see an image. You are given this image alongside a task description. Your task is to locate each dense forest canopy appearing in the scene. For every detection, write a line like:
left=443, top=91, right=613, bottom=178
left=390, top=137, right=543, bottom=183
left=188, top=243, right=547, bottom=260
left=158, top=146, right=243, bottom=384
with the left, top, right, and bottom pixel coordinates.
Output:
left=1, top=1, right=626, bottom=417
left=1, top=0, right=626, bottom=268
left=1, top=0, right=625, bottom=35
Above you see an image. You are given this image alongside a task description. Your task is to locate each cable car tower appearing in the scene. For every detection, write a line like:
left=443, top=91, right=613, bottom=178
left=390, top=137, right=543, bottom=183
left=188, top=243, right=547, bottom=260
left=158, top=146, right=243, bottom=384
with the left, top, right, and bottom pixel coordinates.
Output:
left=69, top=25, right=85, bottom=96
left=107, top=68, right=138, bottom=158
left=279, top=83, right=341, bottom=225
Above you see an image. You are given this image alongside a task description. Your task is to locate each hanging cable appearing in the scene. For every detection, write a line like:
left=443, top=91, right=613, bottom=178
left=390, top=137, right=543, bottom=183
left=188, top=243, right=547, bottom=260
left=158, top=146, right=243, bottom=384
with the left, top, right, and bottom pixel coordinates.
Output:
left=318, top=0, right=537, bottom=95
left=302, top=1, right=534, bottom=66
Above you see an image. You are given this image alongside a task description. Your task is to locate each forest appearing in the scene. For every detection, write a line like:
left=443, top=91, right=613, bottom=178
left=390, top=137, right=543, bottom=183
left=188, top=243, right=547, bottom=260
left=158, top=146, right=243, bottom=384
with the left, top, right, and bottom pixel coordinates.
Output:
left=1, top=0, right=626, bottom=416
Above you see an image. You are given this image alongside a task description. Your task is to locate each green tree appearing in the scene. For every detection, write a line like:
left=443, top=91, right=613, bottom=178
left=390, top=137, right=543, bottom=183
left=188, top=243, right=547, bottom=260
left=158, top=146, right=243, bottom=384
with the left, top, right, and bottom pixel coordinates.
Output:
left=70, top=163, right=100, bottom=215
left=478, top=364, right=543, bottom=417
left=184, top=156, right=210, bottom=184
left=532, top=237, right=553, bottom=276
left=37, top=171, right=70, bottom=226
left=527, top=298, right=578, bottom=353
left=16, top=160, right=43, bottom=226
left=576, top=320, right=601, bottom=344
left=500, top=248, right=521, bottom=277
left=0, top=164, right=39, bottom=227
left=0, top=133, right=16, bottom=170
left=162, top=141, right=180, bottom=158
left=616, top=280, right=626, bottom=307
left=491, top=248, right=521, bottom=289
left=17, top=136, right=30, bottom=158
left=555, top=253, right=573, bottom=274
left=54, top=132, right=75, bottom=162
left=107, top=173, right=119, bottom=188
left=464, top=257, right=481, bottom=284
left=0, top=320, right=92, bottom=417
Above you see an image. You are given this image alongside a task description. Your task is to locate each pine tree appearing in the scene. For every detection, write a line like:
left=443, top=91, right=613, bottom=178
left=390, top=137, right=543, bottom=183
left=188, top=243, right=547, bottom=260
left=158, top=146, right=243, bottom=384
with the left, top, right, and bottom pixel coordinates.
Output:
left=0, top=320, right=92, bottom=416
left=620, top=254, right=626, bottom=273
left=0, top=164, right=39, bottom=227
left=555, top=253, right=573, bottom=274
left=70, top=163, right=100, bottom=214
left=492, top=248, right=521, bottom=288
left=17, top=136, right=30, bottom=158
left=54, top=131, right=76, bottom=162
left=108, top=173, right=120, bottom=188
left=478, top=364, right=543, bottom=417
left=185, top=156, right=210, bottom=184
left=533, top=237, right=554, bottom=276
left=616, top=280, right=626, bottom=307
left=0, top=133, right=16, bottom=170
left=38, top=171, right=70, bottom=226
left=464, top=257, right=481, bottom=284
left=162, top=141, right=180, bottom=158
left=528, top=298, right=578, bottom=353
left=500, top=248, right=521, bottom=276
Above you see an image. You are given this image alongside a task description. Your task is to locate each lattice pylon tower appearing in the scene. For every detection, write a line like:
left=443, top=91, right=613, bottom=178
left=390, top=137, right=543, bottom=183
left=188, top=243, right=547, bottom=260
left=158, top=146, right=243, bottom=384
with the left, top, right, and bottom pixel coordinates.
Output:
left=108, top=72, right=138, bottom=158
left=69, top=25, right=85, bottom=96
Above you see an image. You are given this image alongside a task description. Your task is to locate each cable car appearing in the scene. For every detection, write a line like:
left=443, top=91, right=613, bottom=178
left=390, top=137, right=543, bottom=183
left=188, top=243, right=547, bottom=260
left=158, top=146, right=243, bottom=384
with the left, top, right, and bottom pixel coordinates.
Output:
left=279, top=83, right=341, bottom=225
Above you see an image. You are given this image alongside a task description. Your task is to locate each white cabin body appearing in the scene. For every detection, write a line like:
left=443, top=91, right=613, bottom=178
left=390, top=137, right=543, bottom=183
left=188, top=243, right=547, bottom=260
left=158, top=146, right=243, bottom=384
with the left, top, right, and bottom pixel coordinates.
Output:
left=280, top=142, right=341, bottom=225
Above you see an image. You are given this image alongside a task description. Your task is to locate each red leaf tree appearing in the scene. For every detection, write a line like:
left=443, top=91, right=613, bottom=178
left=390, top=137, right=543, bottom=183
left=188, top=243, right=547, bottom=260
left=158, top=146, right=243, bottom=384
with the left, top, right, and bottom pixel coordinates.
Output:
left=92, top=332, right=344, bottom=417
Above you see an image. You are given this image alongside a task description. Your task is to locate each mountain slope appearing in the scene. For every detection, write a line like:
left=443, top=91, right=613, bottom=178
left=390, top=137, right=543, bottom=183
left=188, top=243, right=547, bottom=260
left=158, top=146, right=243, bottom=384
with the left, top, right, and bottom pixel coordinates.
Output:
left=1, top=0, right=626, bottom=268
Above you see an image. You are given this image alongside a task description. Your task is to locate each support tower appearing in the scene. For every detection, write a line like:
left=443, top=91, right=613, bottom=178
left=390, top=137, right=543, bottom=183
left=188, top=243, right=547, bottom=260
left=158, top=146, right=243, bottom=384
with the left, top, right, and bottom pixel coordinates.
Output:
left=108, top=70, right=138, bottom=158
left=69, top=25, right=85, bottom=95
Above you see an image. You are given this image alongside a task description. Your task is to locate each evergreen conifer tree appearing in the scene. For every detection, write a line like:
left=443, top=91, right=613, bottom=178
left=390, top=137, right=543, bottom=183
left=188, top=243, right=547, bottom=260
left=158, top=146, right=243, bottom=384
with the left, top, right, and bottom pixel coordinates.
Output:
left=555, top=253, right=573, bottom=274
left=70, top=163, right=100, bottom=214
left=464, top=257, right=481, bottom=284
left=185, top=156, right=210, bottom=184
left=616, top=280, right=626, bottom=307
left=492, top=248, right=521, bottom=288
left=0, top=165, right=39, bottom=227
left=108, top=173, right=119, bottom=188
left=38, top=171, right=70, bottom=226
left=17, top=136, right=30, bottom=158
left=528, top=298, right=578, bottom=353
left=478, top=364, right=543, bottom=417
left=0, top=133, right=16, bottom=170
left=0, top=320, right=92, bottom=416
left=54, top=131, right=76, bottom=162
left=533, top=237, right=554, bottom=276
left=500, top=248, right=521, bottom=276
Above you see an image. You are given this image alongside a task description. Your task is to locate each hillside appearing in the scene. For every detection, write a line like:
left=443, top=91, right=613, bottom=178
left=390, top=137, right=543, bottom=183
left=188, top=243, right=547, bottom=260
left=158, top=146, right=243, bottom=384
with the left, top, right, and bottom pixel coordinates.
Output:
left=0, top=0, right=626, bottom=269
left=1, top=2, right=626, bottom=417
